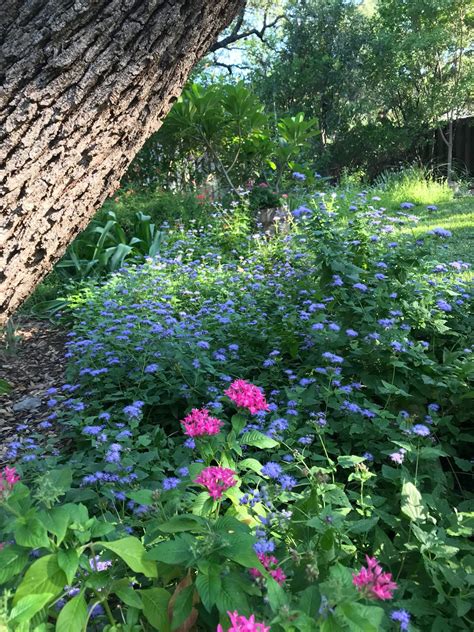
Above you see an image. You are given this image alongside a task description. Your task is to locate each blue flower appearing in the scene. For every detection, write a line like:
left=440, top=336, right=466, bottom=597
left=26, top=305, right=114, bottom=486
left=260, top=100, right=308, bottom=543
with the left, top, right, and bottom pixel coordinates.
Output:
left=279, top=474, right=297, bottom=490
left=437, top=300, right=452, bottom=312
left=390, top=609, right=410, bottom=631
left=123, top=400, right=145, bottom=419
left=400, top=202, right=415, bottom=209
left=353, top=282, right=368, bottom=292
left=163, top=477, right=180, bottom=490
left=261, top=462, right=282, bottom=478
left=412, top=424, right=430, bottom=437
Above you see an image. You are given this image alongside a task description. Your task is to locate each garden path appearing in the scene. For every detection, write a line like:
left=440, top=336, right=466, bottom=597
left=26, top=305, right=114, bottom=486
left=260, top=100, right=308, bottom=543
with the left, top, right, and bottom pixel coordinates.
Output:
left=0, top=319, right=67, bottom=463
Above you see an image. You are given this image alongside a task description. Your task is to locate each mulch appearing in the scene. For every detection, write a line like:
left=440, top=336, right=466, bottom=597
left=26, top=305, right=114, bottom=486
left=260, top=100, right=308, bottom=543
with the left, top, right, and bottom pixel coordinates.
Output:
left=0, top=318, right=68, bottom=463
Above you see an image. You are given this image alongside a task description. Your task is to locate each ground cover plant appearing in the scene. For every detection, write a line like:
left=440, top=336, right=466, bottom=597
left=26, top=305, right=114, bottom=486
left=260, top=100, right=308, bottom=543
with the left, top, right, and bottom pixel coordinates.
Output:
left=1, top=188, right=473, bottom=631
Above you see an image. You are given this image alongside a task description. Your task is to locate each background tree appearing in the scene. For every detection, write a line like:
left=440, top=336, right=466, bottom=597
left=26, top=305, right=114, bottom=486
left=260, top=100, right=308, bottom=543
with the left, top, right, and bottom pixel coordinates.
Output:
left=0, top=0, right=244, bottom=324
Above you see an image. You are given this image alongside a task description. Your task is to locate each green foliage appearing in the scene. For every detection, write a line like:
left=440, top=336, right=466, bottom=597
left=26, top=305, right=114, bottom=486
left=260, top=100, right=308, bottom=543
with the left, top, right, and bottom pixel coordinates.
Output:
left=128, top=82, right=318, bottom=193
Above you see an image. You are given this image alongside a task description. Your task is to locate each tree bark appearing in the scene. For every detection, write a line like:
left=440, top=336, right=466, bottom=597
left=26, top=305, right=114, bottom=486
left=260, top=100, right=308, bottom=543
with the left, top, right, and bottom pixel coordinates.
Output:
left=0, top=0, right=244, bottom=324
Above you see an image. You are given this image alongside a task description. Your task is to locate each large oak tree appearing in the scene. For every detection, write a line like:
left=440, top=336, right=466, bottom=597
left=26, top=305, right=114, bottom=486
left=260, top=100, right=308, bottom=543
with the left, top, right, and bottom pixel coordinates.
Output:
left=0, top=0, right=245, bottom=324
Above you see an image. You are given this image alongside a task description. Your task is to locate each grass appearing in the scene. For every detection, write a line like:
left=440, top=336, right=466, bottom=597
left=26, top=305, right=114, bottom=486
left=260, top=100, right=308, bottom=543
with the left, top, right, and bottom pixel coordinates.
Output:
left=396, top=196, right=474, bottom=264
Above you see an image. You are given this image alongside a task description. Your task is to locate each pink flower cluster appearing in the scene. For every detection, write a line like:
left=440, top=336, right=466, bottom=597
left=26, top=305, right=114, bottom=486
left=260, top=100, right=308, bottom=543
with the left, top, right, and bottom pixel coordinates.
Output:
left=0, top=466, right=20, bottom=497
left=353, top=555, right=397, bottom=600
left=181, top=408, right=223, bottom=437
left=217, top=611, right=270, bottom=632
left=194, top=466, right=236, bottom=500
left=250, top=553, right=287, bottom=585
left=224, top=380, right=269, bottom=415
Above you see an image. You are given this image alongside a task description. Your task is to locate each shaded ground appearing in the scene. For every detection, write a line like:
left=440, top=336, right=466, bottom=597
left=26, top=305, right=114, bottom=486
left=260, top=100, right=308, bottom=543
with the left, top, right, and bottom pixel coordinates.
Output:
left=0, top=318, right=67, bottom=462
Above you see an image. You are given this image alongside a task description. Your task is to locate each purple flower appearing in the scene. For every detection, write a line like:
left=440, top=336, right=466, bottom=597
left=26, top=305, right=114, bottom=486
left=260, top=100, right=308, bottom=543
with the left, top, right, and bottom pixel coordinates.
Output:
left=346, top=329, right=358, bottom=337
left=428, top=227, right=452, bottom=238
left=163, top=477, right=180, bottom=490
left=144, top=363, right=159, bottom=373
left=353, top=282, right=368, bottom=292
left=390, top=449, right=406, bottom=465
left=391, top=609, right=411, bottom=631
left=400, top=202, right=415, bottom=209
left=437, top=300, right=452, bottom=312
left=322, top=352, right=344, bottom=364
left=412, top=424, right=430, bottom=437
left=82, top=425, right=104, bottom=436
left=292, top=171, right=306, bottom=181
left=123, top=400, right=145, bottom=419
left=279, top=474, right=297, bottom=490
left=261, top=462, right=282, bottom=479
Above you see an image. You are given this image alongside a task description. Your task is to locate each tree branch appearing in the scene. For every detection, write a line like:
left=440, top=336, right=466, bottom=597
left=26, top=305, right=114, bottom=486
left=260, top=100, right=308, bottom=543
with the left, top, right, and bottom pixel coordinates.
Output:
left=209, top=12, right=285, bottom=52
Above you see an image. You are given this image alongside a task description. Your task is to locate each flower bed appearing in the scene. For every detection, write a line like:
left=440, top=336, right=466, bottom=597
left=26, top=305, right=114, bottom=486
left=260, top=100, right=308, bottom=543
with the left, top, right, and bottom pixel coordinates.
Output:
left=1, top=194, right=472, bottom=631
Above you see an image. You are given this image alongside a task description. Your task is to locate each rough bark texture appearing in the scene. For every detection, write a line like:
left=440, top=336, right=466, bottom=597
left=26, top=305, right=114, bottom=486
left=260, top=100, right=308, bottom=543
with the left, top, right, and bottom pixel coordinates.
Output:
left=0, top=0, right=244, bottom=323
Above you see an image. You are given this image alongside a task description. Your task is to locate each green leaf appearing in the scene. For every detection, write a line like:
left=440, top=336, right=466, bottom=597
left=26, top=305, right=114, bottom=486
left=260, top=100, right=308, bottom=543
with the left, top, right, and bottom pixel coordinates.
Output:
left=57, top=549, right=79, bottom=585
left=13, top=517, right=50, bottom=549
left=298, top=586, right=321, bottom=617
left=239, top=458, right=263, bottom=474
left=14, top=555, right=66, bottom=605
left=38, top=505, right=74, bottom=545
left=0, top=377, right=12, bottom=394
left=56, top=593, right=88, bottom=632
left=240, top=431, right=279, bottom=449
left=222, top=534, right=260, bottom=568
left=140, top=588, right=171, bottom=631
left=9, top=594, right=52, bottom=624
left=145, top=534, right=195, bottom=565
left=338, top=602, right=384, bottom=632
left=127, top=490, right=155, bottom=506
left=99, top=537, right=157, bottom=578
left=0, top=546, right=29, bottom=584
left=156, top=515, right=206, bottom=534
left=401, top=480, right=428, bottom=523
left=171, top=584, right=194, bottom=629
left=337, top=455, right=366, bottom=468
left=347, top=516, right=379, bottom=534
left=267, top=577, right=289, bottom=613
left=113, top=579, right=143, bottom=609
left=231, top=414, right=247, bottom=435
left=196, top=565, right=222, bottom=612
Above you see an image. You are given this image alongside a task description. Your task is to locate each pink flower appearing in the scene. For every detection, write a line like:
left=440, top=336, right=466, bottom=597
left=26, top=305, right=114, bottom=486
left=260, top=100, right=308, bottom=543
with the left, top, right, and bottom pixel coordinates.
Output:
left=181, top=408, right=223, bottom=437
left=0, top=466, right=20, bottom=496
left=217, top=611, right=270, bottom=632
left=250, top=553, right=286, bottom=585
left=194, top=466, right=237, bottom=500
left=224, top=380, right=269, bottom=415
left=353, top=555, right=397, bottom=600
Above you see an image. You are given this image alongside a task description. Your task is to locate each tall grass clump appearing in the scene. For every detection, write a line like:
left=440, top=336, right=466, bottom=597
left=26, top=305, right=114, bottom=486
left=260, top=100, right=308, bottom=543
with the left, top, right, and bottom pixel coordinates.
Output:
left=374, top=166, right=453, bottom=207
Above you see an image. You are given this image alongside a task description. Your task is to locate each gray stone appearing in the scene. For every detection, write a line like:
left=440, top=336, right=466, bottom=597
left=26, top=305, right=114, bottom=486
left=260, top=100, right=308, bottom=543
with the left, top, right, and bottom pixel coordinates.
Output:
left=12, top=396, right=42, bottom=412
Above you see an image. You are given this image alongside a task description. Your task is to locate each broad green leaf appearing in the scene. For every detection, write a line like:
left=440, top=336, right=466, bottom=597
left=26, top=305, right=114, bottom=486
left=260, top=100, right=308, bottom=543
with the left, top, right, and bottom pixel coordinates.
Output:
left=140, top=588, right=171, bottom=631
left=156, top=515, right=206, bottom=534
left=14, top=555, right=66, bottom=605
left=240, top=431, right=278, bottom=449
left=99, top=537, right=157, bottom=578
left=239, top=458, right=263, bottom=474
left=145, top=534, right=195, bottom=565
left=57, top=549, right=79, bottom=585
left=337, top=455, right=366, bottom=468
left=171, top=584, right=194, bottom=629
left=231, top=414, right=247, bottom=435
left=267, top=577, right=288, bottom=613
left=339, top=602, right=384, bottom=632
left=0, top=546, right=29, bottom=584
left=298, top=585, right=321, bottom=617
left=56, top=593, right=88, bottom=632
left=347, top=516, right=379, bottom=534
left=401, top=480, right=428, bottom=522
left=113, top=579, right=143, bottom=609
left=9, top=594, right=52, bottom=624
left=196, top=565, right=222, bottom=612
left=13, top=517, right=50, bottom=549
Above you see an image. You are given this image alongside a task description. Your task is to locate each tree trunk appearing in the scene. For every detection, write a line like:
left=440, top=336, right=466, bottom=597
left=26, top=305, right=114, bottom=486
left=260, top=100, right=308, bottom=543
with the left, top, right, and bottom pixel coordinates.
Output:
left=0, top=0, right=244, bottom=324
